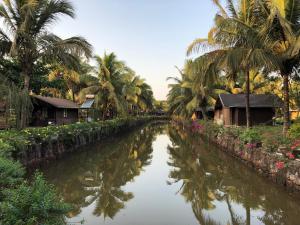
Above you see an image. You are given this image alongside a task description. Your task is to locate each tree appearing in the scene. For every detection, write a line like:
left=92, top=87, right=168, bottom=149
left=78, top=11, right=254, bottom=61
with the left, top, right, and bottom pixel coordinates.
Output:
left=80, top=53, right=129, bottom=119
left=258, top=0, right=300, bottom=134
left=187, top=0, right=278, bottom=128
left=0, top=0, right=92, bottom=128
left=0, top=173, right=71, bottom=225
left=123, top=74, right=154, bottom=114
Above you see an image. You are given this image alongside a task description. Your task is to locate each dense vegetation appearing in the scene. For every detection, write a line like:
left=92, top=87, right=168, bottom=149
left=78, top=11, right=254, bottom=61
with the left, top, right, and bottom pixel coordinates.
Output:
left=0, top=116, right=164, bottom=224
left=0, top=0, right=161, bottom=224
left=167, top=0, right=300, bottom=135
left=0, top=0, right=157, bottom=130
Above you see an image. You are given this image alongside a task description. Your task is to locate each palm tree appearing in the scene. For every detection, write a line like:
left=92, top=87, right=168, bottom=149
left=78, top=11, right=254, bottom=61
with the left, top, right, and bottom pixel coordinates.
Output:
left=123, top=74, right=154, bottom=114
left=138, top=82, right=154, bottom=112
left=0, top=0, right=92, bottom=128
left=167, top=67, right=195, bottom=118
left=257, top=0, right=300, bottom=134
left=80, top=52, right=128, bottom=119
left=187, top=0, right=278, bottom=128
left=48, top=66, right=80, bottom=102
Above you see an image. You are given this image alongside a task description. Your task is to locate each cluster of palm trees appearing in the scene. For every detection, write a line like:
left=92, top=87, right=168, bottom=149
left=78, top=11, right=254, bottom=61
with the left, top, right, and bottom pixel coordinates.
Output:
left=0, top=0, right=154, bottom=127
left=168, top=0, right=300, bottom=134
left=46, top=52, right=154, bottom=119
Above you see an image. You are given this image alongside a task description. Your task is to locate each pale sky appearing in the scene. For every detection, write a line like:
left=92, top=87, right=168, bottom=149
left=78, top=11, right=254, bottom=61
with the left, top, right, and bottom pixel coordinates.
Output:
left=52, top=0, right=221, bottom=100
left=2, top=0, right=220, bottom=100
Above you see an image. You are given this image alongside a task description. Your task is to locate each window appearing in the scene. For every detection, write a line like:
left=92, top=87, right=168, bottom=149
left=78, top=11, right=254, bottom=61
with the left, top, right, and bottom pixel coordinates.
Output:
left=63, top=109, right=68, bottom=118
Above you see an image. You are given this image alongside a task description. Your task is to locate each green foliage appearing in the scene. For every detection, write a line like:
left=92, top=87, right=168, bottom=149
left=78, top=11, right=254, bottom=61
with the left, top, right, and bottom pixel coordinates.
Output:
left=0, top=116, right=165, bottom=155
left=0, top=158, right=24, bottom=192
left=0, top=139, right=15, bottom=158
left=0, top=117, right=165, bottom=225
left=239, top=129, right=261, bottom=144
left=0, top=173, right=71, bottom=225
left=289, top=122, right=300, bottom=139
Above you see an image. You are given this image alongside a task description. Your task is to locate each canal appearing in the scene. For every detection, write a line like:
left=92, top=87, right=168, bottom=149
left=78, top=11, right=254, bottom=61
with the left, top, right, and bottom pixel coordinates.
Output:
left=42, top=123, right=300, bottom=225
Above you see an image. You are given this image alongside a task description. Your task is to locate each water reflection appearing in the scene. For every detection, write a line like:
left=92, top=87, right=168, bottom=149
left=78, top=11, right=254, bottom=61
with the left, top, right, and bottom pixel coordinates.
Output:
left=167, top=125, right=300, bottom=225
left=43, top=123, right=165, bottom=219
left=42, top=123, right=300, bottom=225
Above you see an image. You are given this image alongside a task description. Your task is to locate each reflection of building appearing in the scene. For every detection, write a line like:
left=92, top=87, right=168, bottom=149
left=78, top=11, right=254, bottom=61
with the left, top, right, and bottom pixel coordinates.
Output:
left=80, top=95, right=99, bottom=122
left=31, top=95, right=79, bottom=126
left=214, top=94, right=282, bottom=126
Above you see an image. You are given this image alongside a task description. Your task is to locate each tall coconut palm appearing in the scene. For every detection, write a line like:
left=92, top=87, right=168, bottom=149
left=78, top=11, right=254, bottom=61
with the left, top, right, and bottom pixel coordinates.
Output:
left=137, top=82, right=154, bottom=112
left=188, top=0, right=279, bottom=128
left=257, top=0, right=300, bottom=134
left=123, top=74, right=154, bottom=113
left=80, top=52, right=128, bottom=119
left=0, top=0, right=92, bottom=128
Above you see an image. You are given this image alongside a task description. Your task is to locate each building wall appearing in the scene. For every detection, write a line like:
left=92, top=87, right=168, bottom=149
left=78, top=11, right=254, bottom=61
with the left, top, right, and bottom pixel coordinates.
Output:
left=55, top=109, right=78, bottom=125
left=214, top=109, right=223, bottom=125
left=215, top=107, right=275, bottom=126
left=234, top=108, right=275, bottom=126
left=214, top=108, right=231, bottom=125
left=223, top=108, right=231, bottom=126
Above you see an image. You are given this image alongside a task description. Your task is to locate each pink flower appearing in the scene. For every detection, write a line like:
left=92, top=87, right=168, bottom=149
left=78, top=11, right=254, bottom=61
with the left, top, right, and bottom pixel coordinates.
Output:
left=275, top=161, right=285, bottom=170
left=286, top=152, right=295, bottom=160
left=246, top=143, right=256, bottom=150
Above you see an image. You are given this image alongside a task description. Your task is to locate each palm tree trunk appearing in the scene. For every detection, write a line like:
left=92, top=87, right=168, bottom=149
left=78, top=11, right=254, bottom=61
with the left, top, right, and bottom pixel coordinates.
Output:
left=72, top=91, right=76, bottom=102
left=246, top=205, right=251, bottom=225
left=20, top=73, right=31, bottom=129
left=245, top=70, right=251, bottom=128
left=283, top=74, right=290, bottom=136
left=200, top=107, right=208, bottom=120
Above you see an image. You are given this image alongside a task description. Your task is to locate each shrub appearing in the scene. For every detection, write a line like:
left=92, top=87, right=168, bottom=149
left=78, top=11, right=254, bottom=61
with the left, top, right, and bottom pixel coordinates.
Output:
left=261, top=131, right=290, bottom=152
left=289, top=122, right=300, bottom=139
left=0, top=157, right=24, bottom=195
left=0, top=139, right=15, bottom=158
left=239, top=129, right=261, bottom=144
left=0, top=173, right=71, bottom=225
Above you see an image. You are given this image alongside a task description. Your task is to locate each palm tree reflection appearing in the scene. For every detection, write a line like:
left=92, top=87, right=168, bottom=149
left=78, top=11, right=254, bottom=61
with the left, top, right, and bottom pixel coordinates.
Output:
left=167, top=124, right=300, bottom=225
left=44, top=123, right=165, bottom=219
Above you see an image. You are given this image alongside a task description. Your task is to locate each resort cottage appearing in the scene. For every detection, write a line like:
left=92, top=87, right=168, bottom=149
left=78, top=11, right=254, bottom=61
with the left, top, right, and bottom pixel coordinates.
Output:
left=31, top=95, right=79, bottom=126
left=214, top=94, right=282, bottom=126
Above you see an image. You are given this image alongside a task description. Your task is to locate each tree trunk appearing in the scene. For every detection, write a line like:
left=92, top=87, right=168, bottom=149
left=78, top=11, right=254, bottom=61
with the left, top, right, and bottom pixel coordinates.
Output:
left=283, top=74, right=290, bottom=136
left=245, top=70, right=251, bottom=128
left=72, top=91, right=76, bottom=102
left=200, top=107, right=208, bottom=120
left=246, top=205, right=251, bottom=225
left=19, top=73, right=31, bottom=129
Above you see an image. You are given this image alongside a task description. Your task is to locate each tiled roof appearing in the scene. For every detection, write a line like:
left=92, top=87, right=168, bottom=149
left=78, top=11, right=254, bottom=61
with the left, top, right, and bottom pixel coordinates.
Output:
left=32, top=96, right=79, bottom=109
left=218, top=94, right=283, bottom=108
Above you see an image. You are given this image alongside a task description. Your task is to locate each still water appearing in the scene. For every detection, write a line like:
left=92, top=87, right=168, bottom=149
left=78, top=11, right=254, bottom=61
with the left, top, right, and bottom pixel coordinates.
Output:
left=42, top=123, right=300, bottom=225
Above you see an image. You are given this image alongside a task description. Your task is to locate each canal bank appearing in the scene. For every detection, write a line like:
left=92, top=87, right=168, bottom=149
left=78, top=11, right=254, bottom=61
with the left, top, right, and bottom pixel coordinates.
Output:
left=0, top=116, right=168, bottom=167
left=42, top=123, right=300, bottom=225
left=182, top=119, right=300, bottom=193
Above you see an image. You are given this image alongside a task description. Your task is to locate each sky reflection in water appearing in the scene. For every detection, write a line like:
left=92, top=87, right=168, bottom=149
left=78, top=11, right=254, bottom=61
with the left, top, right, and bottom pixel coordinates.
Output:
left=42, top=123, right=300, bottom=225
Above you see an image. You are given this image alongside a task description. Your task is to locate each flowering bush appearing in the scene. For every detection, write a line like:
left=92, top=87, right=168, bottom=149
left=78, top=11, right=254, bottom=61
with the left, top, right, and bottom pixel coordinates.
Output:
left=286, top=152, right=295, bottom=160
left=246, top=143, right=257, bottom=150
left=275, top=161, right=285, bottom=170
left=191, top=121, right=204, bottom=133
left=0, top=116, right=160, bottom=155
